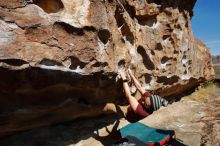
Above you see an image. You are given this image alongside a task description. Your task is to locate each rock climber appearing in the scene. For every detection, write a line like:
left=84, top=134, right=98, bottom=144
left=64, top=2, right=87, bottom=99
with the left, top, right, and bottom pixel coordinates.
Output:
left=119, top=69, right=168, bottom=122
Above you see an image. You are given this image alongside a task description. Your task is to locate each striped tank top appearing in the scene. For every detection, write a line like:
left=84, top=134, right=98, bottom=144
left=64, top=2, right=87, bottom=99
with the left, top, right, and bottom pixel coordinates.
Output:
left=150, top=95, right=168, bottom=111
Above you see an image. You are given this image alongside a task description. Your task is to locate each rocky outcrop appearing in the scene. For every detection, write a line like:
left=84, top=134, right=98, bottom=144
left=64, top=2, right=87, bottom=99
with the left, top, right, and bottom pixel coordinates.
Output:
left=0, top=0, right=214, bottom=135
left=212, top=55, right=220, bottom=64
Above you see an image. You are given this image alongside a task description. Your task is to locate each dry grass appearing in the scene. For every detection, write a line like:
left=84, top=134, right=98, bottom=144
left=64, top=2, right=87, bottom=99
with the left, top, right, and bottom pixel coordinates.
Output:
left=213, top=64, right=220, bottom=79
left=184, top=64, right=220, bottom=102
left=186, top=83, right=218, bottom=102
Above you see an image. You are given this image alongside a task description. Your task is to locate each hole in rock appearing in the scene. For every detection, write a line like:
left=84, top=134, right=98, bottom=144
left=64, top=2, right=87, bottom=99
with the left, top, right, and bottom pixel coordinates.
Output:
left=115, top=7, right=125, bottom=28
left=175, top=24, right=182, bottom=30
left=166, top=63, right=172, bottom=66
left=162, top=35, right=170, bottom=40
left=137, top=46, right=155, bottom=70
left=123, top=1, right=136, bottom=19
left=188, top=66, right=192, bottom=71
left=0, top=59, right=28, bottom=66
left=92, top=62, right=108, bottom=68
left=118, top=0, right=157, bottom=27
left=189, top=60, right=192, bottom=65
left=185, top=22, right=189, bottom=28
left=183, top=54, right=187, bottom=59
left=115, top=6, right=134, bottom=44
left=121, top=22, right=134, bottom=44
left=169, top=37, right=175, bottom=46
left=54, top=22, right=96, bottom=36
left=165, top=24, right=173, bottom=32
left=118, top=59, right=126, bottom=68
left=164, top=9, right=172, bottom=16
left=151, top=50, right=155, bottom=55
left=108, top=0, right=114, bottom=3
left=166, top=28, right=173, bottom=33
left=155, top=43, right=163, bottom=51
left=144, top=73, right=152, bottom=83
left=174, top=18, right=178, bottom=23
left=161, top=56, right=171, bottom=64
left=97, top=29, right=111, bottom=44
left=33, top=0, right=64, bottom=13
left=69, top=56, right=86, bottom=70
left=136, top=15, right=157, bottom=27
left=174, top=50, right=179, bottom=54
left=157, top=75, right=179, bottom=85
left=54, top=22, right=84, bottom=35
left=121, top=38, right=125, bottom=43
left=163, top=35, right=175, bottom=47
left=39, top=59, right=63, bottom=66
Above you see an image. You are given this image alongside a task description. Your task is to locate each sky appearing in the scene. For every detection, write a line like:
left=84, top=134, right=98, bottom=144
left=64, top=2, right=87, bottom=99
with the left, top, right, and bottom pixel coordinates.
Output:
left=191, top=0, right=220, bottom=55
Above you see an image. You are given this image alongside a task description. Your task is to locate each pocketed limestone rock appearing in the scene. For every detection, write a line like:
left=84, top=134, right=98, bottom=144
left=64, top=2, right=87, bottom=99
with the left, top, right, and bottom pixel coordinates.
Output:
left=0, top=0, right=214, bottom=135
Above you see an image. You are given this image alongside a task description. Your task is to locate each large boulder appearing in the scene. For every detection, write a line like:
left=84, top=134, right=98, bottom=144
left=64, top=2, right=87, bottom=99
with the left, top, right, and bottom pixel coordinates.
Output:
left=0, top=0, right=214, bottom=136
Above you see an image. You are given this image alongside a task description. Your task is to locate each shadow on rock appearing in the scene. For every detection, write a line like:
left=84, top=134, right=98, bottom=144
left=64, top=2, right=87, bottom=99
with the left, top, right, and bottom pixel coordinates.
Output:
left=0, top=112, right=124, bottom=146
left=167, top=138, right=187, bottom=146
left=92, top=119, right=121, bottom=146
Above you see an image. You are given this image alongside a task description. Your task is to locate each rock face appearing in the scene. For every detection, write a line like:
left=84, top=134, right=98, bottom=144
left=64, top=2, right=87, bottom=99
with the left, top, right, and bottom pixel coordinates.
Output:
left=0, top=0, right=214, bottom=135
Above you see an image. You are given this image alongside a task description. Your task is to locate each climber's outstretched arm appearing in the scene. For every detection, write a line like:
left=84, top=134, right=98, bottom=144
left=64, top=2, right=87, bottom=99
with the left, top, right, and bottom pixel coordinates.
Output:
left=128, top=69, right=145, bottom=95
left=119, top=70, right=139, bottom=111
